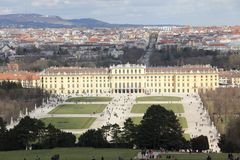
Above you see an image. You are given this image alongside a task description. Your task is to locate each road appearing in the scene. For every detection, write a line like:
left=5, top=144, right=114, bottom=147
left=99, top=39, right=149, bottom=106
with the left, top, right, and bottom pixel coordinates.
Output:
left=138, top=32, right=158, bottom=66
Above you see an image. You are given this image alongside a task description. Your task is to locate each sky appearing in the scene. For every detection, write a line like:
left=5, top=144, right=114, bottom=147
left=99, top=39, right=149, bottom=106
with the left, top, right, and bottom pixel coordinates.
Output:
left=0, top=0, right=239, bottom=25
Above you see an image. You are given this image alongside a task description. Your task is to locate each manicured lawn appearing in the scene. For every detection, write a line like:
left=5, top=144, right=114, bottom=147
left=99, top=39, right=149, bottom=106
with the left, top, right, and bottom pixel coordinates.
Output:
left=49, top=104, right=107, bottom=114
left=136, top=96, right=182, bottom=102
left=183, top=133, right=191, bottom=141
left=41, top=117, right=96, bottom=129
left=131, top=117, right=142, bottom=125
left=178, top=117, right=188, bottom=128
left=66, top=96, right=112, bottom=102
left=0, top=148, right=138, bottom=160
left=131, top=117, right=188, bottom=128
left=131, top=103, right=184, bottom=113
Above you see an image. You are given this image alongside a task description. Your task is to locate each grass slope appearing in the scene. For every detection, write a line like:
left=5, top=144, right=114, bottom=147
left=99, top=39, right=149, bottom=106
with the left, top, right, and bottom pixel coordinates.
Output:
left=0, top=148, right=138, bottom=160
left=41, top=117, right=96, bottom=129
left=66, top=97, right=112, bottom=102
left=0, top=148, right=237, bottom=160
left=131, top=103, right=184, bottom=113
left=49, top=104, right=107, bottom=114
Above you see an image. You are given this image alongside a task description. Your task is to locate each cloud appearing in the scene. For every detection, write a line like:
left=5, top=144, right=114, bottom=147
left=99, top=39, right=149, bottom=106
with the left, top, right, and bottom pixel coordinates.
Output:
left=0, top=0, right=239, bottom=25
left=31, top=0, right=61, bottom=7
left=0, top=8, right=12, bottom=15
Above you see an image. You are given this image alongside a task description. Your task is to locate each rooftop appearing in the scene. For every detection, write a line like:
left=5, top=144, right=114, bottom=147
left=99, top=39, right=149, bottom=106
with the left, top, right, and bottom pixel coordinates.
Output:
left=0, top=72, right=40, bottom=81
left=42, top=64, right=218, bottom=75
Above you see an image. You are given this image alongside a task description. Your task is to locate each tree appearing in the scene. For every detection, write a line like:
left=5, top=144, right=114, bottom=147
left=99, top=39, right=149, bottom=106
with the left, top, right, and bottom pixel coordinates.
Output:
left=121, top=47, right=145, bottom=64
left=136, top=105, right=185, bottom=150
left=0, top=81, right=22, bottom=90
left=0, top=117, right=6, bottom=133
left=37, top=124, right=76, bottom=149
left=11, top=116, right=45, bottom=150
left=190, top=135, right=209, bottom=152
left=122, top=118, right=137, bottom=147
left=110, top=123, right=122, bottom=147
left=219, top=118, right=240, bottom=152
left=78, top=129, right=109, bottom=148
left=218, top=135, right=237, bottom=153
left=0, top=117, right=7, bottom=150
left=0, top=117, right=76, bottom=151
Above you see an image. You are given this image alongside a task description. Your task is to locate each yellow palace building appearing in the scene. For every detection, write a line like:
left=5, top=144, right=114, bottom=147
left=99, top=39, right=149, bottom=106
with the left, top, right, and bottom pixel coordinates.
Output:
left=40, top=64, right=219, bottom=95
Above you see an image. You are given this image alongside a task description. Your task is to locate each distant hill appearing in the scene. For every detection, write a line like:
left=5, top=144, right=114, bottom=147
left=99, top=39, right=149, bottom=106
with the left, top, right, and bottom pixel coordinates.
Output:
left=0, top=14, right=182, bottom=28
left=0, top=14, right=72, bottom=28
left=69, top=18, right=113, bottom=28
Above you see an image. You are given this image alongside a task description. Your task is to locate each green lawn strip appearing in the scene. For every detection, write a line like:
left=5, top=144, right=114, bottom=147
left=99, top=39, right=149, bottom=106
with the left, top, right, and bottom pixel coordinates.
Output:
left=49, top=104, right=107, bottom=114
left=66, top=97, right=112, bottom=102
left=41, top=117, right=96, bottom=129
left=0, top=148, right=138, bottom=160
left=178, top=117, right=188, bottom=128
left=136, top=96, right=181, bottom=102
left=131, top=103, right=184, bottom=113
left=131, top=117, right=142, bottom=125
left=183, top=133, right=191, bottom=141
left=0, top=147, right=237, bottom=160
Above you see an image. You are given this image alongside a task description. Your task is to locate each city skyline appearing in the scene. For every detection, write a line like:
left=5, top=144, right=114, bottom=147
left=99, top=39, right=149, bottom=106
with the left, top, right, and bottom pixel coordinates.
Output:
left=0, top=0, right=239, bottom=26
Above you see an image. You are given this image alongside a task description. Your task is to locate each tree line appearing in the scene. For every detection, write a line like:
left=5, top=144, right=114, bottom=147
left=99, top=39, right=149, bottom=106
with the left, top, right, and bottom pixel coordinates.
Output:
left=0, top=116, right=75, bottom=151
left=0, top=81, right=49, bottom=123
left=150, top=47, right=240, bottom=70
left=200, top=88, right=240, bottom=152
left=219, top=117, right=240, bottom=152
left=200, top=88, right=240, bottom=134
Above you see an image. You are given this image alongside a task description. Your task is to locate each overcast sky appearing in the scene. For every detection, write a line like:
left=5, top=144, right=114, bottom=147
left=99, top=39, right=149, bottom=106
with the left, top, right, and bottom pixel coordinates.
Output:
left=0, top=0, right=239, bottom=25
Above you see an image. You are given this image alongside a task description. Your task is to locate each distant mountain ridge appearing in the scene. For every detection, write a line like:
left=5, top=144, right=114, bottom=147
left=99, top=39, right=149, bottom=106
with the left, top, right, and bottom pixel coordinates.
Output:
left=0, top=14, right=182, bottom=28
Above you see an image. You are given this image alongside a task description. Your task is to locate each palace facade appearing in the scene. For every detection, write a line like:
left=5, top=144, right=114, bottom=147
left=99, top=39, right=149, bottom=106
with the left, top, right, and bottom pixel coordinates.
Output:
left=40, top=64, right=219, bottom=94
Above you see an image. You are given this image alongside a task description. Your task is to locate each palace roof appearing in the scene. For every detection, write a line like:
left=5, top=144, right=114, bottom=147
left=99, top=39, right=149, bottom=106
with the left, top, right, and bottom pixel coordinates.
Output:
left=0, top=72, right=40, bottom=81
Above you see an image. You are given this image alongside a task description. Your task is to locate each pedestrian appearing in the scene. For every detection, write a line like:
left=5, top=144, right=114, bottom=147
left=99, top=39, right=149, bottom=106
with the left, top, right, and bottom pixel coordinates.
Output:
left=206, top=155, right=211, bottom=160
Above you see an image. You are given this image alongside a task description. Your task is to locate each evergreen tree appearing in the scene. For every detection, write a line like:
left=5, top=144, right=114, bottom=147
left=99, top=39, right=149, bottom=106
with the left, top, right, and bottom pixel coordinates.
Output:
left=191, top=135, right=209, bottom=152
left=122, top=118, right=137, bottom=147
left=110, top=123, right=122, bottom=146
left=78, top=129, right=109, bottom=148
left=137, top=105, right=185, bottom=150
